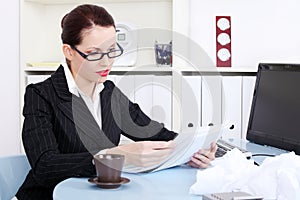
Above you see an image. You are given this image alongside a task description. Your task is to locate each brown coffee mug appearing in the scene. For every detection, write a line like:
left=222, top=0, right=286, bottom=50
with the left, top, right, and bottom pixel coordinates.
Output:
left=93, top=154, right=125, bottom=183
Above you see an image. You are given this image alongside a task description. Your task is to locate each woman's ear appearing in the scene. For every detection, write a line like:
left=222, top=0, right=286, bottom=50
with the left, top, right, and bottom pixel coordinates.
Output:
left=62, top=44, right=73, bottom=60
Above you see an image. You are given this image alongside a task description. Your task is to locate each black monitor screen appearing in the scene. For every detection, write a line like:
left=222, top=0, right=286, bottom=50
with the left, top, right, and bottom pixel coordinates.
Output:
left=246, top=63, right=300, bottom=154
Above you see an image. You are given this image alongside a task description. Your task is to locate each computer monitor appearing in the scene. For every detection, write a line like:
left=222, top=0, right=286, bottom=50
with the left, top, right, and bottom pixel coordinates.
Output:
left=246, top=63, right=300, bottom=155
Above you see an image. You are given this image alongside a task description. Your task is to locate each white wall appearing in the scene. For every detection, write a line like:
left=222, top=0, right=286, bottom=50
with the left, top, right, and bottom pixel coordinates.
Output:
left=0, top=0, right=20, bottom=156
left=22, top=1, right=172, bottom=66
left=190, top=0, right=300, bottom=70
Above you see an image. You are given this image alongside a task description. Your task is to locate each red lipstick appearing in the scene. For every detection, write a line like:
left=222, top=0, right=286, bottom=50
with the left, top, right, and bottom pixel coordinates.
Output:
left=97, top=69, right=110, bottom=77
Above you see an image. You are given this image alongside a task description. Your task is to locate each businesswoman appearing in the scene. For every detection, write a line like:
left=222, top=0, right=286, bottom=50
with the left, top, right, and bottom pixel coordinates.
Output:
left=16, top=4, right=217, bottom=200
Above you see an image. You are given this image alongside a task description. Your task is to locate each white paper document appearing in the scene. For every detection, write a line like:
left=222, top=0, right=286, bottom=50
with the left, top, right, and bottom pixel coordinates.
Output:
left=189, top=149, right=300, bottom=200
left=123, top=125, right=227, bottom=173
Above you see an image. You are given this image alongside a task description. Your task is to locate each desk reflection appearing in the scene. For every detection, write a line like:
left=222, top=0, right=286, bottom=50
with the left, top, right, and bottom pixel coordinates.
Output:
left=53, top=165, right=201, bottom=200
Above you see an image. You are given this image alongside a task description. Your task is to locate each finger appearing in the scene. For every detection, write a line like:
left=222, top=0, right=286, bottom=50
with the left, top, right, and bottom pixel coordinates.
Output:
left=197, top=149, right=210, bottom=157
left=190, top=156, right=209, bottom=168
left=197, top=142, right=217, bottom=153
left=207, top=143, right=218, bottom=160
left=187, top=160, right=200, bottom=168
left=194, top=152, right=211, bottom=162
left=188, top=160, right=208, bottom=168
left=210, top=142, right=218, bottom=153
left=198, top=148, right=215, bottom=160
left=193, top=153, right=211, bottom=165
left=210, top=141, right=217, bottom=147
left=210, top=146, right=217, bottom=160
left=197, top=142, right=215, bottom=152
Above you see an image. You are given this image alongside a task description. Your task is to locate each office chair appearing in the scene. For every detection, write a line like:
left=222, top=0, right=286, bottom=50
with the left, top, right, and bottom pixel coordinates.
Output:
left=0, top=155, right=30, bottom=200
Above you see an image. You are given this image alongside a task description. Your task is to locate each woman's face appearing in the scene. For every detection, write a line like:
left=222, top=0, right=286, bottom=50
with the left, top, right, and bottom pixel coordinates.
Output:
left=71, top=25, right=116, bottom=84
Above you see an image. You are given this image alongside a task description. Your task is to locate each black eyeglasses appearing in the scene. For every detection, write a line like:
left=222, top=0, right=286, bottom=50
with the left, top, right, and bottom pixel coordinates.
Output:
left=71, top=43, right=124, bottom=61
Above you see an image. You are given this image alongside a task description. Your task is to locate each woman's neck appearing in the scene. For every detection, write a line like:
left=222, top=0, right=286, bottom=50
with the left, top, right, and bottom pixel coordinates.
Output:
left=74, top=75, right=97, bottom=99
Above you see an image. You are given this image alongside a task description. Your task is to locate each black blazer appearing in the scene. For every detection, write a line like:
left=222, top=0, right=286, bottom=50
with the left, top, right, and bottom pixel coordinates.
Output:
left=16, top=65, right=177, bottom=200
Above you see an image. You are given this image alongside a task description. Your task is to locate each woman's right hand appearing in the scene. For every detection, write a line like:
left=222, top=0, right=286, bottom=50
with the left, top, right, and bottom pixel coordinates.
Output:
left=106, top=141, right=175, bottom=168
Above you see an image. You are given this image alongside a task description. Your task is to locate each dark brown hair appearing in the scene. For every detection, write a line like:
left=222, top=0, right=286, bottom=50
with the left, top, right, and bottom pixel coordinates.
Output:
left=61, top=4, right=115, bottom=46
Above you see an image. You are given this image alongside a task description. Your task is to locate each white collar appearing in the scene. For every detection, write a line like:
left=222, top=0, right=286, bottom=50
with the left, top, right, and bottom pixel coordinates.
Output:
left=62, top=62, right=104, bottom=99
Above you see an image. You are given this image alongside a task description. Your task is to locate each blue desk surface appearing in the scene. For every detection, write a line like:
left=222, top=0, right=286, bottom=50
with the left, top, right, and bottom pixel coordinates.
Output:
left=53, top=140, right=287, bottom=200
left=53, top=165, right=201, bottom=200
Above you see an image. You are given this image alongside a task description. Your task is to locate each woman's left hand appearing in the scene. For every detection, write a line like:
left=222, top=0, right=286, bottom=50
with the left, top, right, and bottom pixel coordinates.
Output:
left=188, top=142, right=218, bottom=168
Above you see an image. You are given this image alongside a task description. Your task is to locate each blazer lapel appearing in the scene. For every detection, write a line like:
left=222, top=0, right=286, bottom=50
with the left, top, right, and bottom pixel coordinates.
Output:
left=51, top=65, right=74, bottom=122
left=51, top=66, right=115, bottom=152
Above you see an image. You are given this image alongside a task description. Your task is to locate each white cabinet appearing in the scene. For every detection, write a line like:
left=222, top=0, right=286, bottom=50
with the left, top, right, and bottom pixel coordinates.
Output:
left=152, top=76, right=172, bottom=130
left=221, top=76, right=242, bottom=139
left=201, top=76, right=222, bottom=127
left=113, top=75, right=173, bottom=144
left=26, top=75, right=51, bottom=85
left=133, top=75, right=173, bottom=130
left=180, top=75, right=255, bottom=140
left=115, top=75, right=135, bottom=102
left=181, top=76, right=201, bottom=133
left=134, top=75, right=154, bottom=118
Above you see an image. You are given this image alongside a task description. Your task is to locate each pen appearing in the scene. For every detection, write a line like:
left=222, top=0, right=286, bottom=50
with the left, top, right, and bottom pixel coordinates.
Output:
left=232, top=196, right=264, bottom=200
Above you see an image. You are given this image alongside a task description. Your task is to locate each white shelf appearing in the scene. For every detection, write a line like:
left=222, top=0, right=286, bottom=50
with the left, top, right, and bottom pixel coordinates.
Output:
left=24, top=66, right=173, bottom=72
left=25, top=66, right=58, bottom=72
left=173, top=66, right=257, bottom=73
left=25, top=65, right=256, bottom=73
left=25, top=0, right=171, bottom=5
left=112, top=66, right=172, bottom=72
